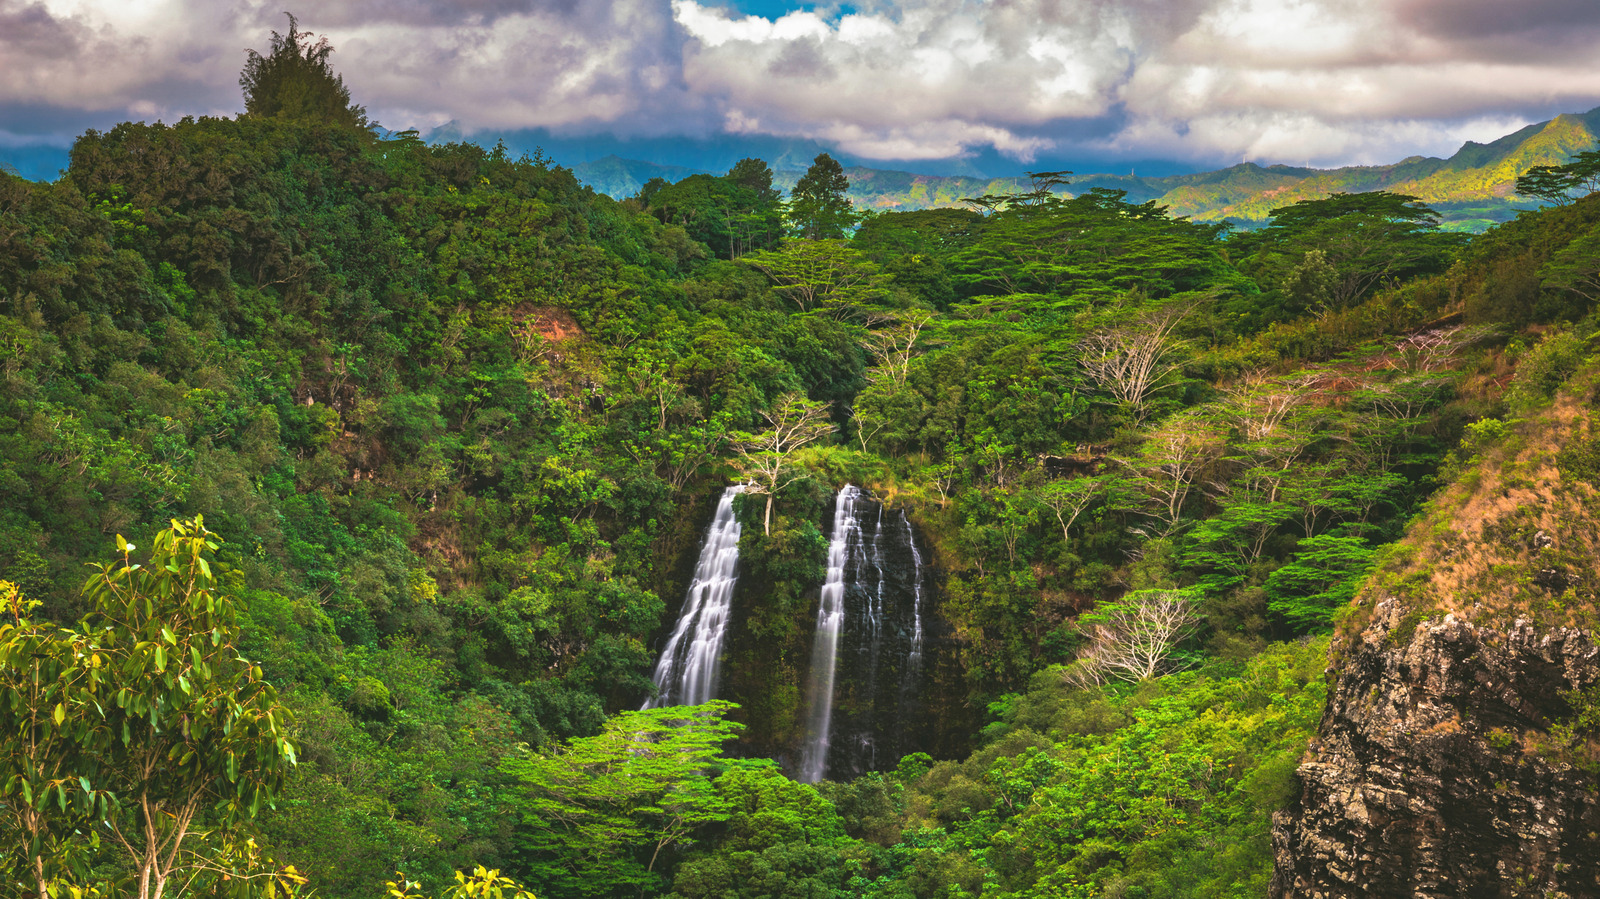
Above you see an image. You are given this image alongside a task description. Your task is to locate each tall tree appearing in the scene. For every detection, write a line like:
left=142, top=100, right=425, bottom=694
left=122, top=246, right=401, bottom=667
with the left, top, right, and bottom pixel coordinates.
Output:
left=787, top=153, right=859, bottom=240
left=737, top=239, right=887, bottom=315
left=240, top=14, right=367, bottom=128
left=725, top=158, right=785, bottom=257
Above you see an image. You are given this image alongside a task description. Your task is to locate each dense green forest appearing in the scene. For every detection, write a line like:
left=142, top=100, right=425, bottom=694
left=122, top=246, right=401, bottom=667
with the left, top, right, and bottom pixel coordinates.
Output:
left=4, top=22, right=1600, bottom=899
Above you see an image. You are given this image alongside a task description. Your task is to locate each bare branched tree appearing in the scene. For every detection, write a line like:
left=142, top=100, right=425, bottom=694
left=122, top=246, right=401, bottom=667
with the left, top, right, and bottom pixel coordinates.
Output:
left=861, top=309, right=935, bottom=390
left=848, top=404, right=884, bottom=453
left=731, top=393, right=836, bottom=534
left=1036, top=475, right=1103, bottom=545
left=1389, top=325, right=1488, bottom=374
left=1117, top=413, right=1224, bottom=537
left=1079, top=304, right=1190, bottom=425
left=1068, top=590, right=1198, bottom=685
left=1221, top=373, right=1320, bottom=504
left=1223, top=372, right=1316, bottom=443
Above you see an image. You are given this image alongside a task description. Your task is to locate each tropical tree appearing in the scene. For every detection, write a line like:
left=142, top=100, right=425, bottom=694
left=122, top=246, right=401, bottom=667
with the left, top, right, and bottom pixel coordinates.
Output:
left=503, top=702, right=742, bottom=899
left=731, top=394, right=836, bottom=534
left=1034, top=475, right=1106, bottom=546
left=787, top=154, right=859, bottom=239
left=0, top=518, right=302, bottom=899
left=1515, top=149, right=1600, bottom=206
left=0, top=581, right=109, bottom=896
left=1236, top=192, right=1462, bottom=313
left=738, top=239, right=887, bottom=316
left=725, top=158, right=785, bottom=257
left=1264, top=535, right=1376, bottom=633
left=240, top=14, right=367, bottom=128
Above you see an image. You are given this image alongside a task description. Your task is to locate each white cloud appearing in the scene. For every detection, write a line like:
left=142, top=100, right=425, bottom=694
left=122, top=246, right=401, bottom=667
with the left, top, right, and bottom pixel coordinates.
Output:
left=670, top=0, right=1600, bottom=164
left=0, top=0, right=1597, bottom=166
left=673, top=0, right=1152, bottom=158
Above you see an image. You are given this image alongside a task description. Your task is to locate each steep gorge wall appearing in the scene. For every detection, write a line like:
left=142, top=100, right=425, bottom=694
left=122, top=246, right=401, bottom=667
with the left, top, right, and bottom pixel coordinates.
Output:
left=1270, top=603, right=1600, bottom=897
left=1272, top=372, right=1600, bottom=897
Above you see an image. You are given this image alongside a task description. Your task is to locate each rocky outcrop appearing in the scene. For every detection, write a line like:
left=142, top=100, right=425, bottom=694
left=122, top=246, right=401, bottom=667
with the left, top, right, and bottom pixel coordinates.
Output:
left=1270, top=597, right=1600, bottom=898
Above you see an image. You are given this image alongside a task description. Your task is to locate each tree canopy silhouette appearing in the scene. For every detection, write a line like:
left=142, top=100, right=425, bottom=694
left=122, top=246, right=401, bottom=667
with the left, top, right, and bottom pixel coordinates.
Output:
left=240, top=14, right=367, bottom=128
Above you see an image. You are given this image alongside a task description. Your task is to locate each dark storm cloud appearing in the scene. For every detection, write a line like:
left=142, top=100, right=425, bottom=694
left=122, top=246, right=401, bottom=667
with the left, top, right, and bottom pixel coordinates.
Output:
left=1396, top=0, right=1600, bottom=40
left=1394, top=0, right=1600, bottom=63
left=0, top=1, right=85, bottom=56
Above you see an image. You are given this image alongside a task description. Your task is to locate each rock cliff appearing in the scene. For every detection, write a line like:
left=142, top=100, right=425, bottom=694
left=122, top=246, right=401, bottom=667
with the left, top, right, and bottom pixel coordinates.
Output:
left=1270, top=601, right=1600, bottom=897
left=1272, top=379, right=1600, bottom=897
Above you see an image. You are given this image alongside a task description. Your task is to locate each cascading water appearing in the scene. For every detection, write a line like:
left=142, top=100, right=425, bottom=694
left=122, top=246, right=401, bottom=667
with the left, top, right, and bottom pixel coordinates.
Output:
left=799, top=486, right=931, bottom=782
left=643, top=485, right=744, bottom=709
left=799, top=485, right=859, bottom=782
left=903, top=509, right=926, bottom=678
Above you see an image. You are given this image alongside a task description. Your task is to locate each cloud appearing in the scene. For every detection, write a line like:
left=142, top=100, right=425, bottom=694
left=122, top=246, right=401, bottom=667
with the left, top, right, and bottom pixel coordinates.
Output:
left=673, top=0, right=1600, bottom=165
left=674, top=0, right=1173, bottom=159
left=0, top=0, right=1597, bottom=167
left=327, top=0, right=711, bottom=133
left=0, top=0, right=255, bottom=122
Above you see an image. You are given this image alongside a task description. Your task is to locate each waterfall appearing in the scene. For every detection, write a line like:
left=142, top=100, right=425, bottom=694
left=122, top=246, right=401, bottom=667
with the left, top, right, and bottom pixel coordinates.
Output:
left=799, top=484, right=859, bottom=782
left=903, top=509, right=926, bottom=674
left=643, top=485, right=744, bottom=709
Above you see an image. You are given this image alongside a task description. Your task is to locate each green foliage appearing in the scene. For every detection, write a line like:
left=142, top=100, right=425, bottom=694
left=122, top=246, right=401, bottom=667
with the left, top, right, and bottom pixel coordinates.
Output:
left=0, top=519, right=302, bottom=899
left=1506, top=326, right=1591, bottom=411
left=1515, top=149, right=1600, bottom=207
left=648, top=162, right=784, bottom=260
left=1230, top=191, right=1464, bottom=323
left=788, top=154, right=861, bottom=240
left=503, top=701, right=743, bottom=898
left=4, top=46, right=1589, bottom=898
left=1264, top=535, right=1377, bottom=633
left=387, top=866, right=540, bottom=899
left=240, top=15, right=366, bottom=128
left=855, top=641, right=1330, bottom=899
left=670, top=764, right=863, bottom=899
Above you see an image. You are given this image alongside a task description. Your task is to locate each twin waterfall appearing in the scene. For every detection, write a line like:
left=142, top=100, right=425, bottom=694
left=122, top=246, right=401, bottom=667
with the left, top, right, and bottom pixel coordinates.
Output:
left=799, top=484, right=928, bottom=783
left=645, top=483, right=929, bottom=783
left=643, top=485, right=744, bottom=709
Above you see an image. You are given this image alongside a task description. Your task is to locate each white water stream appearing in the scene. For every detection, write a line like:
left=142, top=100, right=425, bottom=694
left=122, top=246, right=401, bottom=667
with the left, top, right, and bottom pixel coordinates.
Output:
left=643, top=485, right=744, bottom=709
left=799, top=485, right=859, bottom=782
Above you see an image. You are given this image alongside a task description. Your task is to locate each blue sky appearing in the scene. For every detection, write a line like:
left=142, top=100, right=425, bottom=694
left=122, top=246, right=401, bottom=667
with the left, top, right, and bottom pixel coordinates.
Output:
left=722, top=1, right=856, bottom=17
left=3, top=0, right=1599, bottom=180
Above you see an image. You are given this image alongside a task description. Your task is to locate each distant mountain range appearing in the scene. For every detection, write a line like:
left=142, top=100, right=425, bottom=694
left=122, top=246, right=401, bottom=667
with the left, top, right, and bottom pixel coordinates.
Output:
left=575, top=107, right=1600, bottom=232
left=6, top=107, right=1594, bottom=232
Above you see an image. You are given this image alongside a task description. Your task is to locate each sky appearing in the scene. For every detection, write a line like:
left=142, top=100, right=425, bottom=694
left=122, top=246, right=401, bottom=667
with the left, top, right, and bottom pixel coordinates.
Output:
left=3, top=0, right=1600, bottom=178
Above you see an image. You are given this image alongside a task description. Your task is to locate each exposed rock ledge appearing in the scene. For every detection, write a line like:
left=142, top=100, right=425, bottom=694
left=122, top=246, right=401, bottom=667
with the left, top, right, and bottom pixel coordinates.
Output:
left=1270, top=598, right=1600, bottom=898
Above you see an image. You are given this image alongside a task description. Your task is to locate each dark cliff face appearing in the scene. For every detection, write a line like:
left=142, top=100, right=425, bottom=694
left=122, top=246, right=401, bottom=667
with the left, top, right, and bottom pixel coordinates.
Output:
left=1270, top=596, right=1600, bottom=898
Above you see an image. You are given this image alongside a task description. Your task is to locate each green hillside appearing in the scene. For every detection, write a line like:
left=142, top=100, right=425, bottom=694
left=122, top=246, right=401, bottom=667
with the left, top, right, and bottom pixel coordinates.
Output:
left=590, top=108, right=1600, bottom=232
left=6, top=28, right=1600, bottom=899
left=572, top=154, right=696, bottom=199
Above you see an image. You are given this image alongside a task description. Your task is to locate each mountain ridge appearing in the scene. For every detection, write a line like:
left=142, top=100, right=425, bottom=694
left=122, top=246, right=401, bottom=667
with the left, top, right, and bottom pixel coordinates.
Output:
left=574, top=107, right=1600, bottom=231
